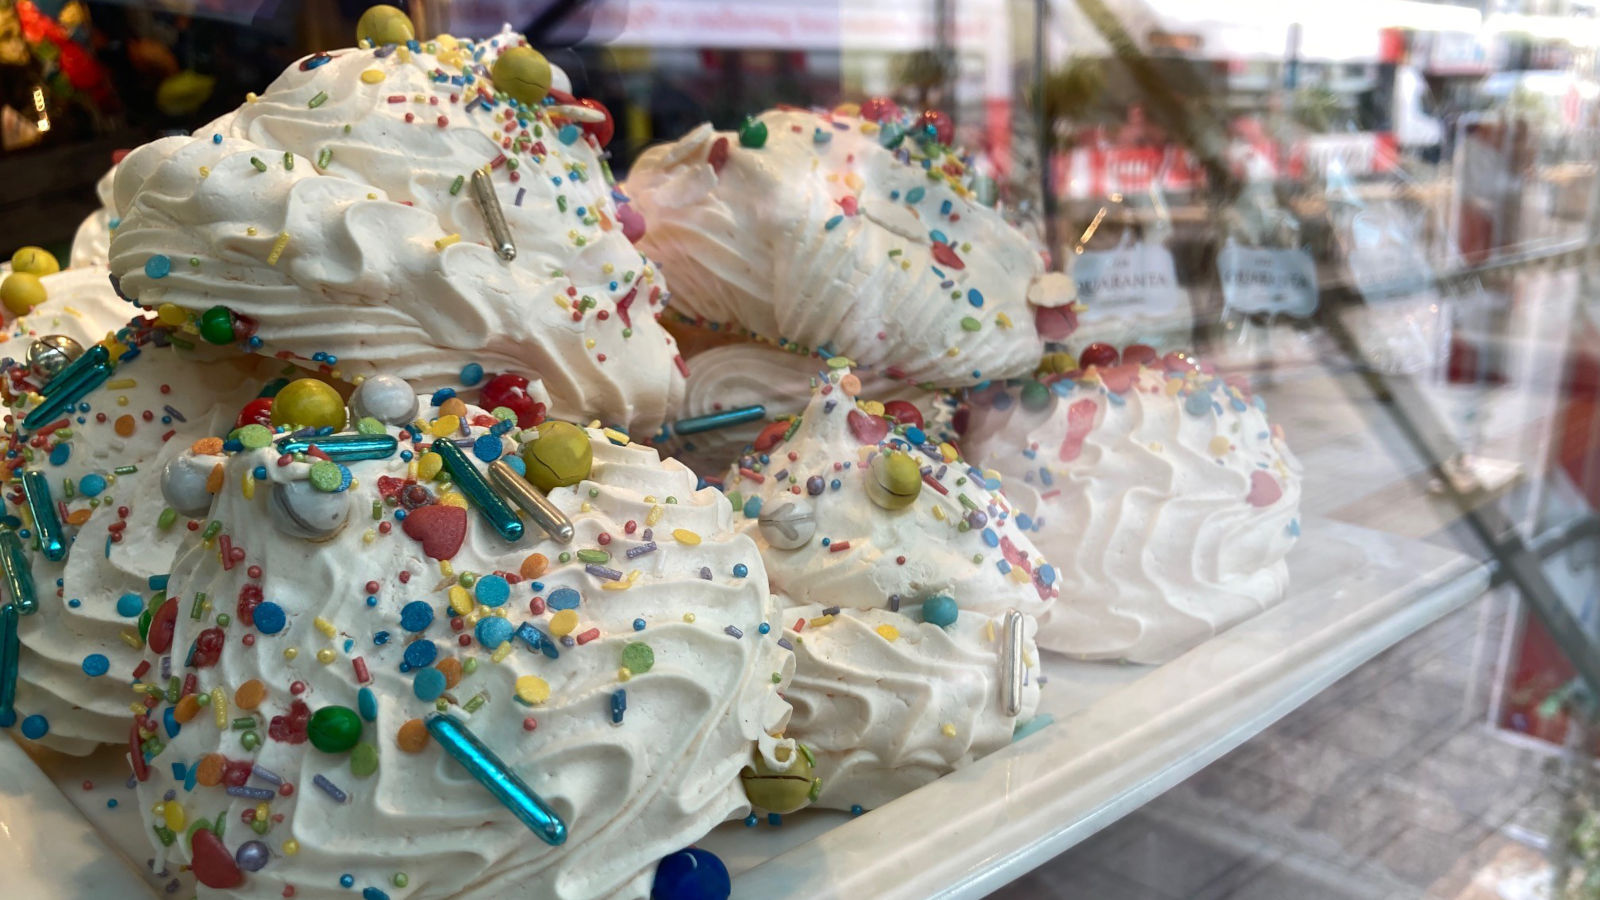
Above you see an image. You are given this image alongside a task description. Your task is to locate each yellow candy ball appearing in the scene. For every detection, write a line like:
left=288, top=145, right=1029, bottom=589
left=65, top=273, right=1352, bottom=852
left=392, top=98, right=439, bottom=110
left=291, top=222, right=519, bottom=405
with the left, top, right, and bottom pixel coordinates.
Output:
left=521, top=421, right=592, bottom=493
left=10, top=246, right=60, bottom=276
left=356, top=5, right=414, bottom=46
left=866, top=450, right=922, bottom=511
left=1, top=272, right=47, bottom=317
left=269, top=378, right=347, bottom=430
left=491, top=46, right=552, bottom=108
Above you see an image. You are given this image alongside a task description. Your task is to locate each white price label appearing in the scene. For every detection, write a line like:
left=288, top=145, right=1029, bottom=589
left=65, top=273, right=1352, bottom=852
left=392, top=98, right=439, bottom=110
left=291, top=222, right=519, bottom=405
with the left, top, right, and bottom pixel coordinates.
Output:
left=1073, top=242, right=1188, bottom=323
left=1218, top=241, right=1319, bottom=318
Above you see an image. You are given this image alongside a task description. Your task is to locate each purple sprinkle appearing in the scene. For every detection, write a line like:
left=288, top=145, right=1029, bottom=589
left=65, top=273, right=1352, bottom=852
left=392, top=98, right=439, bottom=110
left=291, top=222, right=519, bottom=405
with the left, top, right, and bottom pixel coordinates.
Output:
left=822, top=606, right=840, bottom=616
left=162, top=789, right=176, bottom=801
left=515, top=187, right=526, bottom=207
left=162, top=405, right=186, bottom=423
left=166, top=880, right=180, bottom=894
left=777, top=638, right=794, bottom=651
left=464, top=96, right=483, bottom=113
left=625, top=541, right=657, bottom=559
left=699, top=566, right=712, bottom=580
left=1038, top=673, right=1049, bottom=685
left=724, top=625, right=744, bottom=639
left=374, top=43, right=397, bottom=58
left=126, top=776, right=138, bottom=789
left=773, top=469, right=789, bottom=482
left=250, top=765, right=283, bottom=786
left=312, top=773, right=348, bottom=803
left=823, top=400, right=837, bottom=414
left=936, top=465, right=949, bottom=481
left=889, top=594, right=901, bottom=612
left=160, top=656, right=171, bottom=679
left=585, top=563, right=622, bottom=581
left=225, top=785, right=275, bottom=801
left=641, top=528, right=653, bottom=541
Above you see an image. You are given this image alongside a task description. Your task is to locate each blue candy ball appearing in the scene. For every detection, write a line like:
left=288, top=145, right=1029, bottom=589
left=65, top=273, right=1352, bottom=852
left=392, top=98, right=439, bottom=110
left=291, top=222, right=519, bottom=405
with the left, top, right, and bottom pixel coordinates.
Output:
left=254, top=601, right=287, bottom=635
left=922, top=595, right=959, bottom=627
left=79, top=473, right=107, bottom=497
left=399, top=601, right=434, bottom=632
left=651, top=848, right=731, bottom=900
left=475, top=616, right=515, bottom=648
left=413, top=668, right=446, bottom=701
left=19, top=714, right=49, bottom=740
left=402, top=639, right=437, bottom=669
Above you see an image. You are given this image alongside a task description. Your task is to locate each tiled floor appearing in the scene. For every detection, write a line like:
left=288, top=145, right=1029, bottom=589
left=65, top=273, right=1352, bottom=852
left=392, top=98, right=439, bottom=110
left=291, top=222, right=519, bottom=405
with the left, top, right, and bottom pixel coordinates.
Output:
left=990, top=589, right=1564, bottom=899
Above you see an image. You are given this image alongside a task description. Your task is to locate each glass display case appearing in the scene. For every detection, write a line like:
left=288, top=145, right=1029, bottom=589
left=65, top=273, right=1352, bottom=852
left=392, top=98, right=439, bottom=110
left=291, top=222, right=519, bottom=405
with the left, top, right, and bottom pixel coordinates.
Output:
left=1, top=2, right=1599, bottom=899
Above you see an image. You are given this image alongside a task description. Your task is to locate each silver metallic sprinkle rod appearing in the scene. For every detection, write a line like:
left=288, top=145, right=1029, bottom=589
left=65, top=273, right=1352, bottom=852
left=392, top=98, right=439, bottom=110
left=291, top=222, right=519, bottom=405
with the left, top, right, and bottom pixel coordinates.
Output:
left=487, top=460, right=575, bottom=544
left=1002, top=609, right=1025, bottom=717
left=471, top=168, right=516, bottom=262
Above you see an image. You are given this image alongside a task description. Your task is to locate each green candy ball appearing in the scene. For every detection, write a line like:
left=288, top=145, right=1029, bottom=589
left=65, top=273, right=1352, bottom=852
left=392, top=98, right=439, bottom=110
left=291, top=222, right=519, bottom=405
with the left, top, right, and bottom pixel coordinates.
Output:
left=491, top=46, right=552, bottom=108
left=198, top=306, right=235, bottom=345
left=270, top=378, right=347, bottom=430
left=307, top=705, right=363, bottom=754
left=356, top=5, right=414, bottom=46
left=866, top=450, right=921, bottom=510
left=741, top=744, right=818, bottom=814
left=521, top=421, right=592, bottom=494
left=738, top=117, right=768, bottom=149
left=1019, top=380, right=1052, bottom=412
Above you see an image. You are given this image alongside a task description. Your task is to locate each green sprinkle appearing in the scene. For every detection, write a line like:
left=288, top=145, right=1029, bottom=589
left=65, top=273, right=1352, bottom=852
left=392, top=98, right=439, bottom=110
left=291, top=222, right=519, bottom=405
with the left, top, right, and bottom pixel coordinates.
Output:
left=114, top=465, right=137, bottom=475
left=241, top=731, right=261, bottom=751
left=462, top=658, right=479, bottom=675
left=231, top=717, right=256, bottom=731
left=235, top=424, right=272, bottom=449
left=771, top=672, right=783, bottom=683
left=189, top=595, right=206, bottom=620
left=557, top=195, right=567, bottom=213
left=449, top=174, right=465, bottom=195
left=958, top=494, right=977, bottom=511
left=959, top=316, right=982, bottom=332
left=350, top=742, right=380, bottom=777
left=576, top=548, right=609, bottom=564
left=308, top=461, right=344, bottom=492
left=62, top=478, right=76, bottom=499
left=215, top=613, right=231, bottom=628
left=201, top=521, right=222, bottom=540
left=283, top=151, right=294, bottom=170
left=317, top=147, right=333, bottom=169
left=166, top=677, right=180, bottom=703
left=250, top=156, right=268, bottom=172
left=464, top=692, right=486, bottom=713
left=308, top=90, right=329, bottom=108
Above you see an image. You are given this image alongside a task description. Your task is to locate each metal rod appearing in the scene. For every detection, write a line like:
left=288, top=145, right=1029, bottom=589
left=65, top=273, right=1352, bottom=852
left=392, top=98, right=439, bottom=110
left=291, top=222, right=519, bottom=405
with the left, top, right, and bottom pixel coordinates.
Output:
left=431, top=438, right=524, bottom=542
left=471, top=169, right=516, bottom=262
left=425, top=714, right=566, bottom=845
left=487, top=460, right=574, bottom=543
left=1002, top=609, right=1025, bottom=717
left=21, top=471, right=65, bottom=561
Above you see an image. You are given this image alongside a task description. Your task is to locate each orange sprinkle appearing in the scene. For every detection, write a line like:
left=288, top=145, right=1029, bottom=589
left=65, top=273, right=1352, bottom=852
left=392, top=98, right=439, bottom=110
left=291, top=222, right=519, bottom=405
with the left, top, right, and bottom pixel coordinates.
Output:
left=190, top=437, right=224, bottom=455
left=113, top=415, right=136, bottom=437
left=520, top=553, right=548, bottom=579
left=65, top=508, right=92, bottom=526
left=396, top=718, right=429, bottom=752
left=436, top=656, right=463, bottom=688
left=205, top=463, right=224, bottom=494
left=173, top=694, right=202, bottom=724
left=234, top=679, right=266, bottom=710
left=194, top=753, right=225, bottom=786
left=439, top=397, right=468, bottom=419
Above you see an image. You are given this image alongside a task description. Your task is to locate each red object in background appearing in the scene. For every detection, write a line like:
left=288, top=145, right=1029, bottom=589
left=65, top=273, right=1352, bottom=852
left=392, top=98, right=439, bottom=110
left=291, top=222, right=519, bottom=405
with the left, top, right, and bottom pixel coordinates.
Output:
left=1496, top=316, right=1600, bottom=749
left=15, top=1, right=117, bottom=109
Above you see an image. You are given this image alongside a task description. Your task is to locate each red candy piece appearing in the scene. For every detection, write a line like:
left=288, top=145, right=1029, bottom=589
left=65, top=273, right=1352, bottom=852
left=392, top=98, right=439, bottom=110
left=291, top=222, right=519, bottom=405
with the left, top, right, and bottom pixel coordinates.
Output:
left=1098, top=363, right=1140, bottom=395
left=1121, top=344, right=1158, bottom=367
left=478, top=373, right=546, bottom=428
left=147, top=597, right=178, bottom=654
left=576, top=97, right=614, bottom=147
left=615, top=285, right=639, bottom=329
left=882, top=400, right=923, bottom=429
left=402, top=504, right=468, bottom=560
left=1247, top=470, right=1283, bottom=507
left=222, top=758, right=254, bottom=787
left=236, top=584, right=262, bottom=627
left=846, top=409, right=889, bottom=446
left=1034, top=305, right=1077, bottom=342
left=708, top=136, right=730, bottom=174
left=235, top=398, right=274, bottom=429
left=129, top=721, right=148, bottom=782
left=192, top=627, right=226, bottom=668
left=1162, top=351, right=1198, bottom=373
left=917, top=109, right=953, bottom=145
left=268, top=699, right=311, bottom=744
left=191, top=829, right=244, bottom=890
left=1058, top=399, right=1099, bottom=462
left=858, top=97, right=899, bottom=122
left=930, top=242, right=965, bottom=270
left=1078, top=343, right=1118, bottom=370
left=752, top=420, right=790, bottom=453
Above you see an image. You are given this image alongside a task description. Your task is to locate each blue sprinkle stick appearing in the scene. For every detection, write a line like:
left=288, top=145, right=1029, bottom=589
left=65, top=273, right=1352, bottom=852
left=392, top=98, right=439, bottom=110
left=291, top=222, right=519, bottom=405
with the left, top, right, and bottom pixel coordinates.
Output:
left=39, top=344, right=109, bottom=399
left=430, top=439, right=523, bottom=542
left=0, top=603, right=18, bottom=719
left=21, top=471, right=65, bottom=561
left=25, top=356, right=113, bottom=431
left=274, top=433, right=398, bottom=461
left=669, top=405, right=766, bottom=436
left=0, top=526, right=39, bottom=615
left=425, top=714, right=566, bottom=845
left=487, top=460, right=573, bottom=543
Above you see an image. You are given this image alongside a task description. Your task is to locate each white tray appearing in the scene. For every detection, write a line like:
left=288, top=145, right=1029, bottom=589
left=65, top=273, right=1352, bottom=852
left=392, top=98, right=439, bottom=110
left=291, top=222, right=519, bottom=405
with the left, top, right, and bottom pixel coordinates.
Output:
left=0, top=515, right=1485, bottom=899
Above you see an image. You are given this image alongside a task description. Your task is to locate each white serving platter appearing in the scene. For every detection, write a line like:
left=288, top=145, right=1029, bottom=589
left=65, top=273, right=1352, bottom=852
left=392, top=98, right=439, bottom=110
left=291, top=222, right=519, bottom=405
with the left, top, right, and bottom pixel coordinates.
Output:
left=0, top=514, right=1486, bottom=899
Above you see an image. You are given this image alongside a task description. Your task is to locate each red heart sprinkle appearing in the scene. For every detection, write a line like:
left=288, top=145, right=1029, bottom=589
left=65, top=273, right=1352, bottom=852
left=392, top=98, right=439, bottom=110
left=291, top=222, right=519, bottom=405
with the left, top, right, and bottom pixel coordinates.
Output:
left=1247, top=470, right=1283, bottom=507
left=847, top=409, right=889, bottom=445
left=402, top=504, right=468, bottom=560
